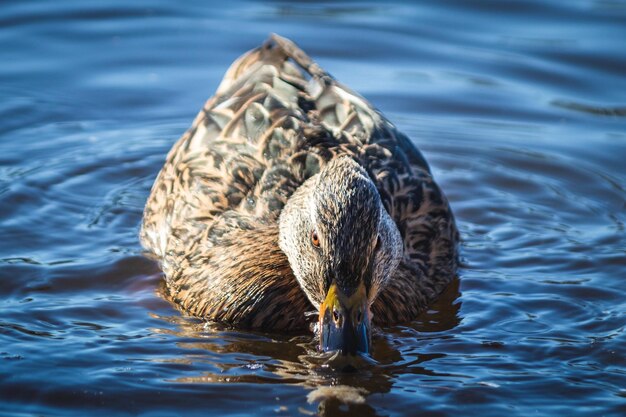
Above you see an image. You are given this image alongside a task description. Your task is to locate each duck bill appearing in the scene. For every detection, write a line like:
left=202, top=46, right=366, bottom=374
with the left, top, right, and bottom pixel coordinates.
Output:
left=319, top=282, right=370, bottom=356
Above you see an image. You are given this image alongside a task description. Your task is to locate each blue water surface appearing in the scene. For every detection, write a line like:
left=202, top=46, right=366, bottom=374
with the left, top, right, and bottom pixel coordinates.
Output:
left=1, top=1, right=625, bottom=416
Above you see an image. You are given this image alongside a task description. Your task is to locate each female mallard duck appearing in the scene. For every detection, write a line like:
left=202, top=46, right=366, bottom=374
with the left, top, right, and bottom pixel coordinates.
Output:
left=141, top=34, right=458, bottom=355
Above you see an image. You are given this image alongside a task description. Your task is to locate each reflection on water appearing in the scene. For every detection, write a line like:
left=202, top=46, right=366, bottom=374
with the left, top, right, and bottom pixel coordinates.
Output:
left=1, top=0, right=625, bottom=416
left=149, top=277, right=462, bottom=414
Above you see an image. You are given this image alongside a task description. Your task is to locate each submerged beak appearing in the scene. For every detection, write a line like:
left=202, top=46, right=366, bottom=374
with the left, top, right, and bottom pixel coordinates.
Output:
left=319, top=282, right=370, bottom=356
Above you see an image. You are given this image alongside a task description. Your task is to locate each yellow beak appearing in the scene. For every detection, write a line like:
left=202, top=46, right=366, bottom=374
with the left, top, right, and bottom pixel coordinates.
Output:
left=318, top=281, right=370, bottom=355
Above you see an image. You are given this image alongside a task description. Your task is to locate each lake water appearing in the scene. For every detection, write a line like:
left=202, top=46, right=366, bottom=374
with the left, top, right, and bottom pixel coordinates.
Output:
left=1, top=1, right=625, bottom=416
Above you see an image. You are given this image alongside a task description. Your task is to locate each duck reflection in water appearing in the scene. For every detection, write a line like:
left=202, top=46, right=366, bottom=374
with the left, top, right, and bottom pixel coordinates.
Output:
left=152, top=278, right=461, bottom=415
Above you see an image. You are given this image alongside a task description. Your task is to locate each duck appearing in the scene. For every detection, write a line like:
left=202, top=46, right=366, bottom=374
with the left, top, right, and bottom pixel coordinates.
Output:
left=140, top=34, right=458, bottom=356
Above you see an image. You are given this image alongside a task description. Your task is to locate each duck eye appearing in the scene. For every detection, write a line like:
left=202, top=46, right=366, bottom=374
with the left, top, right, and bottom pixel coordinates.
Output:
left=311, top=231, right=320, bottom=247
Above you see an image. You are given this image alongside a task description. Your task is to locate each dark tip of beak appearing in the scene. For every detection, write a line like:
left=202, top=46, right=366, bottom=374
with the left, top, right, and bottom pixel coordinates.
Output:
left=319, top=282, right=371, bottom=357
left=320, top=306, right=369, bottom=356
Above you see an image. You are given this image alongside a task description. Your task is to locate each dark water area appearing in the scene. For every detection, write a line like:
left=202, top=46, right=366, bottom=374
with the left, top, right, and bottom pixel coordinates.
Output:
left=1, top=0, right=625, bottom=415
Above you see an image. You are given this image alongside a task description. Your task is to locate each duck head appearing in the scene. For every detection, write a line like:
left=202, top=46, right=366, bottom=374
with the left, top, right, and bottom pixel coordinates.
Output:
left=279, top=156, right=403, bottom=356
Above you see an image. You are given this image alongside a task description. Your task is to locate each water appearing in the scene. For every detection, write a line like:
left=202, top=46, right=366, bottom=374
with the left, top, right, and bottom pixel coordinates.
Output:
left=1, top=0, right=625, bottom=415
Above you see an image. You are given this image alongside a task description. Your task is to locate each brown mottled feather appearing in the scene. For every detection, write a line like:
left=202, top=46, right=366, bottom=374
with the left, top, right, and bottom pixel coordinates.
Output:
left=141, top=34, right=458, bottom=330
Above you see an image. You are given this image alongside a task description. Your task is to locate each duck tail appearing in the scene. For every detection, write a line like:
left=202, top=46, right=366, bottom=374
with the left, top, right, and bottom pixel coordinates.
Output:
left=216, top=34, right=334, bottom=96
left=265, top=33, right=333, bottom=83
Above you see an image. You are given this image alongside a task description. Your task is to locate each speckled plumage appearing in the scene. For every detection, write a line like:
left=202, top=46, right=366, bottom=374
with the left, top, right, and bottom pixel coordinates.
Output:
left=140, top=34, right=458, bottom=331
